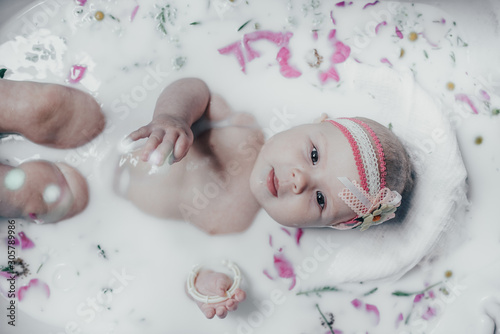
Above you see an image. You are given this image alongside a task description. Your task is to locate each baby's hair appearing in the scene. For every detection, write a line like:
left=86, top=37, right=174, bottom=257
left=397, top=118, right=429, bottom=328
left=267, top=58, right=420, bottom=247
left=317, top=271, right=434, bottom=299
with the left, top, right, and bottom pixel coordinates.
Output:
left=356, top=117, right=414, bottom=198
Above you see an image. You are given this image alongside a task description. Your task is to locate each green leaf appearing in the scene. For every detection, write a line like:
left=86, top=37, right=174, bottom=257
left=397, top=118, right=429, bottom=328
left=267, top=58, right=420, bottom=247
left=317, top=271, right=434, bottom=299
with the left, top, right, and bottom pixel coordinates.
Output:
left=1, top=265, right=14, bottom=274
left=0, top=68, right=6, bottom=79
left=316, top=304, right=335, bottom=334
left=296, top=286, right=340, bottom=296
left=392, top=281, right=442, bottom=297
left=238, top=19, right=252, bottom=32
left=190, top=21, right=201, bottom=25
left=363, top=287, right=378, bottom=296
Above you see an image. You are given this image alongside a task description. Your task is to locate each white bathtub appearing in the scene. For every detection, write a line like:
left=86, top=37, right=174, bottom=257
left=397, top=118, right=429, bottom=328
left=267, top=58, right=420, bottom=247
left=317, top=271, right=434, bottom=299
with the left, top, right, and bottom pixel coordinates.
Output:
left=1, top=0, right=499, bottom=333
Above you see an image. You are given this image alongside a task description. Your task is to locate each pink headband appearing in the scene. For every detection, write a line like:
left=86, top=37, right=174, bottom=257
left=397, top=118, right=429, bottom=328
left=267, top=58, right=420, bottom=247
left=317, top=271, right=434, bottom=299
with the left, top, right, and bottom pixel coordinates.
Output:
left=325, top=118, right=402, bottom=231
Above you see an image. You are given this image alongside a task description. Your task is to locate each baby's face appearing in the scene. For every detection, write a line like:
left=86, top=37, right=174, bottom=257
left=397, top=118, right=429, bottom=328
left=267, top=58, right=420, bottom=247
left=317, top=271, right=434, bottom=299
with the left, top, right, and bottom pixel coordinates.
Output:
left=250, top=121, right=359, bottom=228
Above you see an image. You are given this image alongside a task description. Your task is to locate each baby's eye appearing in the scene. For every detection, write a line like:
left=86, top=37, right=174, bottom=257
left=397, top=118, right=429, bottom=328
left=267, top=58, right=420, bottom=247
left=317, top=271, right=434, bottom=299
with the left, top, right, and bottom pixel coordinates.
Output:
left=311, top=146, right=319, bottom=165
left=316, top=191, right=325, bottom=209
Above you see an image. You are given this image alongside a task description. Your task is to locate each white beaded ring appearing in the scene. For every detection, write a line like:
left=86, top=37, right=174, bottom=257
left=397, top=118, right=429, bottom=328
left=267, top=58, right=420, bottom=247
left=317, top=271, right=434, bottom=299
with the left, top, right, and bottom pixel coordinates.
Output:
left=186, top=260, right=242, bottom=304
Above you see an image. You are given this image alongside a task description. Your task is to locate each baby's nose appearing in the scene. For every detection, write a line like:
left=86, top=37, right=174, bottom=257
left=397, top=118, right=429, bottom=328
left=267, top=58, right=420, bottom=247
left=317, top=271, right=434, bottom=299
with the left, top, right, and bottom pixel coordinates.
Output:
left=291, top=168, right=308, bottom=194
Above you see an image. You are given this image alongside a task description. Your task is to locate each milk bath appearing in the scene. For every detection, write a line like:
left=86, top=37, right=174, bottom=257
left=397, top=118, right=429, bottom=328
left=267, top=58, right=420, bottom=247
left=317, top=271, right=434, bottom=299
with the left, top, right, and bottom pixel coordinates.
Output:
left=0, top=0, right=499, bottom=333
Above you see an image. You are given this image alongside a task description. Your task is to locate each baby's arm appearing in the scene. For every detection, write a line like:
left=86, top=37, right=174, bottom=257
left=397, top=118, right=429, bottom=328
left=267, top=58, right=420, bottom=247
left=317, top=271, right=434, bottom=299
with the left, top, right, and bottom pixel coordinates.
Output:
left=127, top=78, right=210, bottom=165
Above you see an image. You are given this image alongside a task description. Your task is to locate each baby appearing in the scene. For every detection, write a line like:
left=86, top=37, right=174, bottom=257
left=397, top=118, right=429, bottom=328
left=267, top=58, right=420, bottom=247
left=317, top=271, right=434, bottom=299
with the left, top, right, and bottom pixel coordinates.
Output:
left=118, top=77, right=413, bottom=319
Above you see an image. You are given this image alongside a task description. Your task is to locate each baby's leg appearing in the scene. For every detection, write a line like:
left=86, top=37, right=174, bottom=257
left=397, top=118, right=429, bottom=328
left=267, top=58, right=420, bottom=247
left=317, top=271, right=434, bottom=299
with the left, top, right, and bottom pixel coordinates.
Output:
left=0, top=161, right=89, bottom=223
left=191, top=269, right=246, bottom=319
left=0, top=79, right=105, bottom=148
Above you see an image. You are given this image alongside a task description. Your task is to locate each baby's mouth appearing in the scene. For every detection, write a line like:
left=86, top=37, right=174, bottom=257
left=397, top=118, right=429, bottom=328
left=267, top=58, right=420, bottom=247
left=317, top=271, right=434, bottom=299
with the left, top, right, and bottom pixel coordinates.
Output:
left=267, top=168, right=279, bottom=197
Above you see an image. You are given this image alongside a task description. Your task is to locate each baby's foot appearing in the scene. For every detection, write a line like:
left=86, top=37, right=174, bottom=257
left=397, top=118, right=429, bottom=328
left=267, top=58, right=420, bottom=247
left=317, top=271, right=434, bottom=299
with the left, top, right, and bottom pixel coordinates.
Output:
left=0, top=161, right=89, bottom=223
left=192, top=269, right=246, bottom=319
left=0, top=79, right=105, bottom=148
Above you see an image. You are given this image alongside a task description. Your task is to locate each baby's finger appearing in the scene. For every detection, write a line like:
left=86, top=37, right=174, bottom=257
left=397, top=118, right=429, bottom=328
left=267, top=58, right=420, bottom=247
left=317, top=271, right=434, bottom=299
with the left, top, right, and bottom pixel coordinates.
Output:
left=141, top=129, right=165, bottom=161
left=128, top=126, right=151, bottom=141
left=172, top=132, right=194, bottom=164
left=150, top=140, right=174, bottom=166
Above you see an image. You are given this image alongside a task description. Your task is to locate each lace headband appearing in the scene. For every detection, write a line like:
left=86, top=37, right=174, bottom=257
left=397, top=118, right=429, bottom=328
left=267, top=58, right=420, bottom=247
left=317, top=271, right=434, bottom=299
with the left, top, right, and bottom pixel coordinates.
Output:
left=325, top=118, right=402, bottom=231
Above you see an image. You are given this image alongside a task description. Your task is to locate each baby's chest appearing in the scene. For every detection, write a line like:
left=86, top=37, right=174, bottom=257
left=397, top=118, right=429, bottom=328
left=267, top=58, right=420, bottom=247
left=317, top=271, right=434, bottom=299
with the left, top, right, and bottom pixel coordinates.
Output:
left=172, top=128, right=263, bottom=232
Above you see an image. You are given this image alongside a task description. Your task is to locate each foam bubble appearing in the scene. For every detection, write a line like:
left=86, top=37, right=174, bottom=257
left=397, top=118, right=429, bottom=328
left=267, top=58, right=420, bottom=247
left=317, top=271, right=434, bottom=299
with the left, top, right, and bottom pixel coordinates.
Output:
left=4, top=168, right=26, bottom=190
left=43, top=184, right=61, bottom=204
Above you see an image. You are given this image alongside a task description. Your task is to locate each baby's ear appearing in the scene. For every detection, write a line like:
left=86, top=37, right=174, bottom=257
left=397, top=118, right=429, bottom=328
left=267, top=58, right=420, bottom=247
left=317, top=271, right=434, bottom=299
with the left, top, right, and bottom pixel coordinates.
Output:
left=313, top=113, right=329, bottom=123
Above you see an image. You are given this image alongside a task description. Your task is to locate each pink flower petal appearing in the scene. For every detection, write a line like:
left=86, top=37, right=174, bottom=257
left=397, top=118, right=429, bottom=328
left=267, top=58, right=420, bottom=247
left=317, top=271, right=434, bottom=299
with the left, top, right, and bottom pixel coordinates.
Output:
left=328, top=29, right=337, bottom=41
left=0, top=271, right=14, bottom=279
left=479, top=89, right=491, bottom=101
left=18, top=232, right=34, bottom=250
left=351, top=298, right=363, bottom=309
left=395, top=313, right=404, bottom=328
left=366, top=303, right=380, bottom=325
left=455, top=93, right=479, bottom=114
left=6, top=236, right=20, bottom=246
left=419, top=32, right=439, bottom=48
left=243, top=31, right=293, bottom=62
left=332, top=41, right=351, bottom=64
left=381, top=58, right=393, bottom=67
left=413, top=293, right=424, bottom=303
left=281, top=227, right=292, bottom=236
left=295, top=228, right=304, bottom=246
left=375, top=21, right=387, bottom=35
left=363, top=1, right=379, bottom=9
left=273, top=253, right=296, bottom=290
left=218, top=42, right=246, bottom=73
left=263, top=269, right=274, bottom=280
left=395, top=26, right=403, bottom=39
left=336, top=1, right=353, bottom=6
left=428, top=290, right=436, bottom=299
left=76, top=0, right=87, bottom=6
left=269, top=235, right=273, bottom=247
left=319, top=66, right=340, bottom=84
left=313, top=30, right=319, bottom=41
left=422, top=306, right=437, bottom=320
left=68, top=65, right=87, bottom=84
left=330, top=10, right=336, bottom=25
left=18, top=279, right=50, bottom=302
left=131, top=5, right=139, bottom=22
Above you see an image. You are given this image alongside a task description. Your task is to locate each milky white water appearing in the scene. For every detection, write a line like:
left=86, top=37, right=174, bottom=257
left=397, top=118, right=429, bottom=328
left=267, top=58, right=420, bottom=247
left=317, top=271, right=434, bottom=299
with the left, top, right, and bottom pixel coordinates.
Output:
left=0, top=0, right=499, bottom=333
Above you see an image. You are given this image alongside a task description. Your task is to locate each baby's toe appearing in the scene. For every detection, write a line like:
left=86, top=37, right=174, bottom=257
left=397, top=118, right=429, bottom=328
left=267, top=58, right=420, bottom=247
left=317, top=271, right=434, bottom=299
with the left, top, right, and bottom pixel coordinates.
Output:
left=226, top=299, right=238, bottom=311
left=200, top=304, right=216, bottom=319
left=234, top=288, right=246, bottom=302
left=216, top=306, right=228, bottom=319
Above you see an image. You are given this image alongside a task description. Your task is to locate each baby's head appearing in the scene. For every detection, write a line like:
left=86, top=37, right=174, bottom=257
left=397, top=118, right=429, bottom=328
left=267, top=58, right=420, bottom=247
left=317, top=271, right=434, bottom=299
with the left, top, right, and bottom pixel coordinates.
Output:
left=249, top=116, right=413, bottom=230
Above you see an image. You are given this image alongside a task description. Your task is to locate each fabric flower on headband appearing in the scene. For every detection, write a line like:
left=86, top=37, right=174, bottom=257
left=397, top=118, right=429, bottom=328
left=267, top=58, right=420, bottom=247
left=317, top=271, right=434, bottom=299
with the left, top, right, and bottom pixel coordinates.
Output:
left=358, top=204, right=397, bottom=231
left=338, top=177, right=401, bottom=231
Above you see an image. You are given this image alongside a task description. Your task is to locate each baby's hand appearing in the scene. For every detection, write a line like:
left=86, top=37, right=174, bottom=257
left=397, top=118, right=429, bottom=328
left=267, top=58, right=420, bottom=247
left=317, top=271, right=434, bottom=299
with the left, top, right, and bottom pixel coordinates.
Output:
left=127, top=114, right=194, bottom=166
left=193, top=269, right=246, bottom=319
